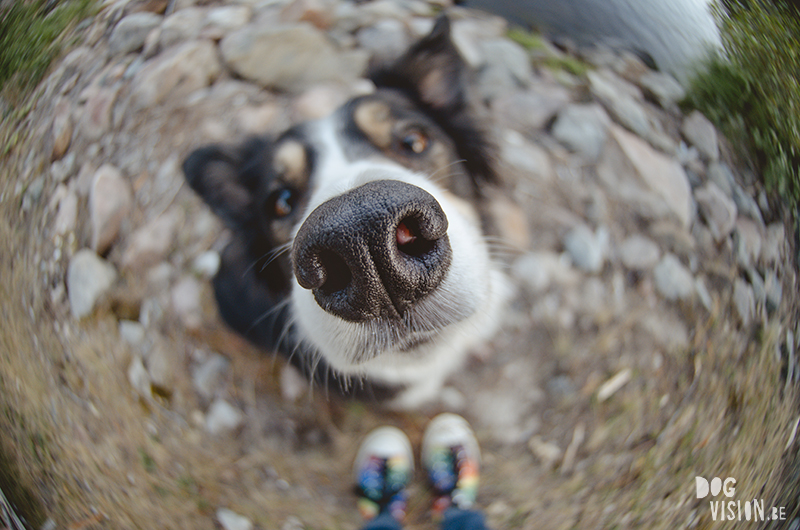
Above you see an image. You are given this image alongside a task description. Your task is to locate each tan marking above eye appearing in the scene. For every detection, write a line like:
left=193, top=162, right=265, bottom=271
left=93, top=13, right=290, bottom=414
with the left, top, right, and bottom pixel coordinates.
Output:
left=354, top=100, right=393, bottom=148
left=274, top=141, right=307, bottom=186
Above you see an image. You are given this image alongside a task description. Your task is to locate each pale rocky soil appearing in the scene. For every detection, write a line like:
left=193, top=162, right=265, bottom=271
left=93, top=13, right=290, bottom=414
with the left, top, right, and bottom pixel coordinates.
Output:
left=1, top=1, right=799, bottom=529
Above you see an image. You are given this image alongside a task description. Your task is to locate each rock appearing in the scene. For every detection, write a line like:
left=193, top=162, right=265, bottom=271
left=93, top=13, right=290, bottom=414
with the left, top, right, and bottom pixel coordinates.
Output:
left=109, top=12, right=163, bottom=56
left=281, top=364, right=308, bottom=402
left=528, top=436, right=562, bottom=468
left=641, top=311, right=690, bottom=350
left=681, top=110, right=719, bottom=161
left=500, top=130, right=554, bottom=182
left=761, top=223, right=785, bottom=266
left=764, top=270, right=782, bottom=313
left=564, top=224, right=608, bottom=273
left=159, top=7, right=206, bottom=48
left=51, top=98, right=72, bottom=160
left=128, top=355, right=151, bottom=398
left=53, top=188, right=78, bottom=236
left=293, top=83, right=352, bottom=121
left=731, top=182, right=764, bottom=224
left=637, top=71, right=685, bottom=111
left=121, top=212, right=178, bottom=270
left=476, top=38, right=532, bottom=98
left=588, top=69, right=650, bottom=139
left=192, top=354, right=230, bottom=399
left=129, top=40, right=221, bottom=110
left=146, top=339, right=173, bottom=390
left=598, top=125, right=692, bottom=228
left=707, top=162, right=735, bottom=196
left=119, top=320, right=146, bottom=345
left=618, top=234, right=661, bottom=270
left=171, top=275, right=203, bottom=330
left=20, top=176, right=44, bottom=212
left=355, top=18, right=409, bottom=64
left=493, top=86, right=570, bottom=133
left=653, top=254, right=694, bottom=301
left=51, top=151, right=77, bottom=183
left=733, top=217, right=762, bottom=268
left=191, top=250, right=221, bottom=279
left=67, top=249, right=118, bottom=319
left=281, top=0, right=336, bottom=29
left=733, top=278, right=755, bottom=325
left=78, top=83, right=121, bottom=142
left=551, top=103, right=611, bottom=161
left=206, top=399, right=244, bottom=435
left=89, top=164, right=132, bottom=254
left=205, top=5, right=252, bottom=36
left=281, top=516, right=304, bottom=530
left=511, top=251, right=579, bottom=293
left=695, top=182, right=737, bottom=242
left=216, top=508, right=253, bottom=530
left=220, top=23, right=368, bottom=92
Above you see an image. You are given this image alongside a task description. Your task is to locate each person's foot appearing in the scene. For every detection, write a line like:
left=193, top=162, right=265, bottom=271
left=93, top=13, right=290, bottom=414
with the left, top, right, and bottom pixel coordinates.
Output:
left=353, top=426, right=414, bottom=522
left=422, top=413, right=481, bottom=518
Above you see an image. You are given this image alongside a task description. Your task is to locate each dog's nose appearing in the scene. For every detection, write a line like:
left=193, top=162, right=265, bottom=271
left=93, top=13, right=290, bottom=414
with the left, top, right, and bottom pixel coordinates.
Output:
left=292, top=180, right=452, bottom=322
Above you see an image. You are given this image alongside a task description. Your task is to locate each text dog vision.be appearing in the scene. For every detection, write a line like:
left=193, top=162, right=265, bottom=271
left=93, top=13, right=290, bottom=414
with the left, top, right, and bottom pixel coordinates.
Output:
left=696, top=477, right=787, bottom=523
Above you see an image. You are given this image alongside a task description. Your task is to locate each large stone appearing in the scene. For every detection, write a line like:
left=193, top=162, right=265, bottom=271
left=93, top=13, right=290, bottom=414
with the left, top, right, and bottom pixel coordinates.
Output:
left=493, top=87, right=570, bottom=134
left=681, top=110, right=719, bottom=161
left=159, top=7, right=206, bottom=48
left=653, top=254, right=694, bottom=301
left=618, top=234, right=661, bottom=270
left=637, top=71, right=686, bottom=111
left=598, top=125, right=692, bottom=228
left=356, top=18, right=410, bottom=64
left=551, top=103, right=611, bottom=161
left=476, top=38, right=532, bottom=98
left=588, top=69, right=649, bottom=138
left=78, top=82, right=121, bottom=142
left=500, top=130, right=554, bottom=182
left=206, top=399, right=244, bottom=435
left=220, top=23, right=368, bottom=91
left=89, top=164, right=132, bottom=254
left=129, top=40, right=221, bottom=110
left=109, top=12, right=163, bottom=56
left=121, top=212, right=178, bottom=270
left=67, top=250, right=118, bottom=319
left=564, top=224, right=609, bottom=273
left=695, top=182, right=737, bottom=242
left=51, top=98, right=72, bottom=160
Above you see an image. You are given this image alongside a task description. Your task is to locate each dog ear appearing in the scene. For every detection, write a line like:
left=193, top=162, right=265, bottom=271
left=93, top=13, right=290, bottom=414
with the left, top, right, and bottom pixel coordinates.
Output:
left=182, top=139, right=267, bottom=230
left=372, top=15, right=466, bottom=113
left=372, top=15, right=499, bottom=186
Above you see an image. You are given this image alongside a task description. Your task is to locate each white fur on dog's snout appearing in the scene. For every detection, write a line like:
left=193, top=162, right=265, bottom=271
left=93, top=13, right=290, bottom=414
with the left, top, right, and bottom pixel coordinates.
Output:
left=289, top=114, right=509, bottom=408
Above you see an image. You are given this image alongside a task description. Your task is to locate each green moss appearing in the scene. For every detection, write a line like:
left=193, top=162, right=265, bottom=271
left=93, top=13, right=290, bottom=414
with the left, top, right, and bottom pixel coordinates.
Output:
left=685, top=0, right=800, bottom=215
left=507, top=27, right=547, bottom=51
left=0, top=0, right=95, bottom=97
left=507, top=26, right=590, bottom=77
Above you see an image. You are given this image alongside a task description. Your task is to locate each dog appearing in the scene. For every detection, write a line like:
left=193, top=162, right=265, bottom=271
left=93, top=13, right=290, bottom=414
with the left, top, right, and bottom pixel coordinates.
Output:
left=182, top=16, right=510, bottom=408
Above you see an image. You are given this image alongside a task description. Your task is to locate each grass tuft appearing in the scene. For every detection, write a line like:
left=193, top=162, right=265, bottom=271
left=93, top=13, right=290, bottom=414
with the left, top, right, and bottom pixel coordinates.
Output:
left=684, top=0, right=800, bottom=217
left=0, top=0, right=95, bottom=102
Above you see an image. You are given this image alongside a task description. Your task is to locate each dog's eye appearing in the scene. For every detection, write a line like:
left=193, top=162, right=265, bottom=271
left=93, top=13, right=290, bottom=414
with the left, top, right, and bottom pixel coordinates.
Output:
left=267, top=187, right=298, bottom=219
left=399, top=130, right=430, bottom=155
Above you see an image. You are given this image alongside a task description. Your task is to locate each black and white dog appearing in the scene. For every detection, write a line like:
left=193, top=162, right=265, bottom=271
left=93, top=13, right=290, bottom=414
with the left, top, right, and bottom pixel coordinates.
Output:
left=183, top=16, right=509, bottom=408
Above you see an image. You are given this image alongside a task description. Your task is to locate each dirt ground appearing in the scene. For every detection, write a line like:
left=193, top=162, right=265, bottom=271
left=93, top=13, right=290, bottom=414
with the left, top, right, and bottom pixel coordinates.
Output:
left=2, top=3, right=800, bottom=530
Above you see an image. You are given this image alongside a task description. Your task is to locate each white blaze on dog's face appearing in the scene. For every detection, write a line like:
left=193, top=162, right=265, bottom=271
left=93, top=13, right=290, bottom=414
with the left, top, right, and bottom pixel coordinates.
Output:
left=287, top=92, right=509, bottom=405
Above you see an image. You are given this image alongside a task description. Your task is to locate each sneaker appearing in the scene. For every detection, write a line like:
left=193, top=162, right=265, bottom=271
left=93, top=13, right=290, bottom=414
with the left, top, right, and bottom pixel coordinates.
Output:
left=353, top=426, right=414, bottom=522
left=421, top=413, right=480, bottom=518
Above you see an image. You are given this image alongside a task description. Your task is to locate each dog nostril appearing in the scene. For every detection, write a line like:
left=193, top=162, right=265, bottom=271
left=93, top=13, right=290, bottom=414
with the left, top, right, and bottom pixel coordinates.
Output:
left=317, top=249, right=352, bottom=296
left=396, top=217, right=437, bottom=258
